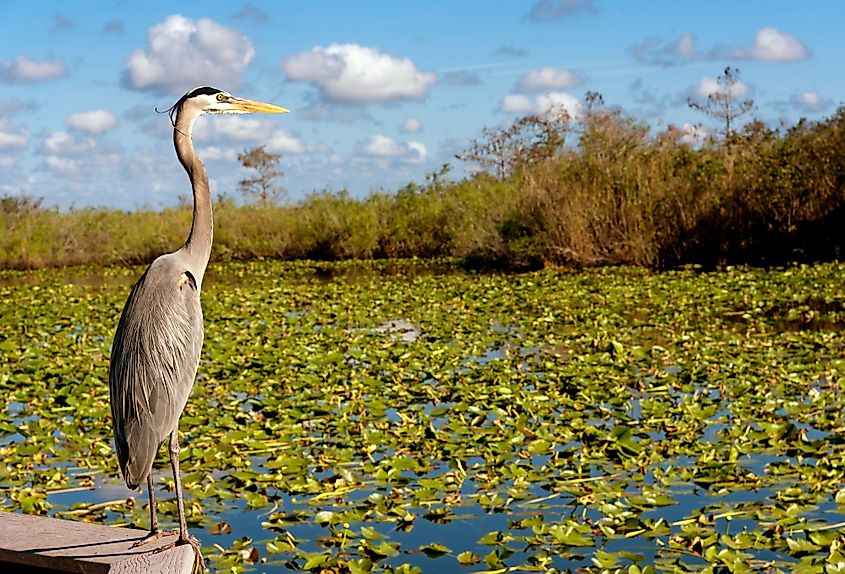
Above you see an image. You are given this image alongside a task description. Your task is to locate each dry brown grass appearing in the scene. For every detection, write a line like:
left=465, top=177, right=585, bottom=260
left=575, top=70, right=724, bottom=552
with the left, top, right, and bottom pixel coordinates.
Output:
left=2, top=107, right=843, bottom=271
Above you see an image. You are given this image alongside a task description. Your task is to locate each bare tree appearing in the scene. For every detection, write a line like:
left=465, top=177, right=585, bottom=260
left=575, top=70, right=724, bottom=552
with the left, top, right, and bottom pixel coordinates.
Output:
left=456, top=107, right=571, bottom=179
left=687, top=67, right=754, bottom=140
left=237, top=145, right=285, bottom=204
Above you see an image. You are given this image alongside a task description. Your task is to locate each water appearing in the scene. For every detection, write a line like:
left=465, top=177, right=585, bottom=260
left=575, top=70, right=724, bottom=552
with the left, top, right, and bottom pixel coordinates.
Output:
left=5, top=261, right=844, bottom=572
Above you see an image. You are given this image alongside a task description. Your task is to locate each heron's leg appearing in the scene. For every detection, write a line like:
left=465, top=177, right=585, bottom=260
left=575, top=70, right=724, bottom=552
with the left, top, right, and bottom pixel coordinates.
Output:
left=168, top=429, right=205, bottom=571
left=148, top=473, right=161, bottom=534
left=168, top=429, right=190, bottom=542
left=130, top=473, right=177, bottom=547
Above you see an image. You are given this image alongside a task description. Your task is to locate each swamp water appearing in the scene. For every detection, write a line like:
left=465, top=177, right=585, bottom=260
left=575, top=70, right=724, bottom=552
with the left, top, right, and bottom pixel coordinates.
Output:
left=1, top=260, right=844, bottom=572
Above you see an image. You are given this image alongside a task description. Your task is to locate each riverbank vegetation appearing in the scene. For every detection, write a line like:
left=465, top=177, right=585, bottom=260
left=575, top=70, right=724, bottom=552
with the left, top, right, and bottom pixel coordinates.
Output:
left=2, top=77, right=843, bottom=271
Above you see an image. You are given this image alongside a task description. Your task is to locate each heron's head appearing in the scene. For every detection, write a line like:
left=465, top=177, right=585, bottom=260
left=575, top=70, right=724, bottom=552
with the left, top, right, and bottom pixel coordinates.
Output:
left=163, top=86, right=289, bottom=125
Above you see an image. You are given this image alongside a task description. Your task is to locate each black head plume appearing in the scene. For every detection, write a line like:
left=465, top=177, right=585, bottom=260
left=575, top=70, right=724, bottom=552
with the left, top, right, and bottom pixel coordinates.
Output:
left=156, top=86, right=224, bottom=126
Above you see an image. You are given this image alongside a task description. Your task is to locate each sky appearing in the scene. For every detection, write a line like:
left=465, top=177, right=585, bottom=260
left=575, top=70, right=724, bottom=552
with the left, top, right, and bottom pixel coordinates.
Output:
left=0, top=1, right=842, bottom=209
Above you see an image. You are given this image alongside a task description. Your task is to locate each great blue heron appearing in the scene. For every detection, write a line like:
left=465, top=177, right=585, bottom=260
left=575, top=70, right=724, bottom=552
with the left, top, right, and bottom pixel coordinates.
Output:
left=108, top=87, right=287, bottom=559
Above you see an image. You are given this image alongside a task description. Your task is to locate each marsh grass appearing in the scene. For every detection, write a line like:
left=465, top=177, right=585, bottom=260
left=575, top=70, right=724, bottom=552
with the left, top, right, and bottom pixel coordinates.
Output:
left=2, top=106, right=843, bottom=271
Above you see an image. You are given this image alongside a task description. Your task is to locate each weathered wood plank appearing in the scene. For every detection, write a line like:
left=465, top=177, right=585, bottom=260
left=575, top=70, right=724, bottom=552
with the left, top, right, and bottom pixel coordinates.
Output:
left=0, top=511, right=196, bottom=573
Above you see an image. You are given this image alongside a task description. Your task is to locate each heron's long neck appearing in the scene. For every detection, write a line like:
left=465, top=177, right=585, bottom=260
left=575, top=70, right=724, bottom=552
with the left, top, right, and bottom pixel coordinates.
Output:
left=174, top=112, right=212, bottom=287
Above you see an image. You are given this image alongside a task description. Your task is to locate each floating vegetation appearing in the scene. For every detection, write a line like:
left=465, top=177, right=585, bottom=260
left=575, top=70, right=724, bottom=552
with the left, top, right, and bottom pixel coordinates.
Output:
left=0, top=260, right=843, bottom=572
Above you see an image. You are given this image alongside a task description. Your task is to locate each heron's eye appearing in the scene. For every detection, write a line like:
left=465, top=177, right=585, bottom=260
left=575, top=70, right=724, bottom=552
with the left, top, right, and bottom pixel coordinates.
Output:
left=216, top=93, right=228, bottom=102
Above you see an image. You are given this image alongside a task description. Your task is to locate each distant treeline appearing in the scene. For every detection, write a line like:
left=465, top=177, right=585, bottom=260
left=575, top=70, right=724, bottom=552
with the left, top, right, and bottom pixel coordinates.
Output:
left=2, top=102, right=844, bottom=271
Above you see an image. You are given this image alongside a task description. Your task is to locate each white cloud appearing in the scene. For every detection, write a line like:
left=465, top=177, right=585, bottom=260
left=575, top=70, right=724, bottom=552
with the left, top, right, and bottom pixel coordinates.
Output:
left=198, top=116, right=266, bottom=142
left=676, top=33, right=696, bottom=60
left=695, top=75, right=749, bottom=99
left=796, top=91, right=821, bottom=108
left=0, top=119, right=29, bottom=150
left=500, top=92, right=580, bottom=117
left=363, top=134, right=405, bottom=157
left=66, top=110, right=118, bottom=135
left=500, top=94, right=535, bottom=113
left=792, top=90, right=829, bottom=113
left=679, top=123, right=712, bottom=145
left=41, top=132, right=96, bottom=157
left=0, top=55, right=67, bottom=84
left=537, top=92, right=580, bottom=116
left=400, top=117, right=422, bottom=133
left=123, top=15, right=255, bottom=95
left=265, top=131, right=306, bottom=155
left=729, top=27, right=809, bottom=61
left=194, top=116, right=305, bottom=155
left=360, top=134, right=427, bottom=163
left=405, top=142, right=427, bottom=163
left=283, top=43, right=436, bottom=104
left=195, top=146, right=238, bottom=162
left=45, top=156, right=78, bottom=174
left=518, top=67, right=581, bottom=91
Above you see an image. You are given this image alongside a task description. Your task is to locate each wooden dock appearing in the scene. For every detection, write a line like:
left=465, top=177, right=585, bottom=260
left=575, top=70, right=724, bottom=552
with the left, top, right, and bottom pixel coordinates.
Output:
left=0, top=511, right=196, bottom=573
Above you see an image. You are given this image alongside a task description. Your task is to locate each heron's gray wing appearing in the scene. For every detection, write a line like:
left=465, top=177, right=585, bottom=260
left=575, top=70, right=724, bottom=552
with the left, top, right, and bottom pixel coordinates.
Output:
left=108, top=258, right=203, bottom=489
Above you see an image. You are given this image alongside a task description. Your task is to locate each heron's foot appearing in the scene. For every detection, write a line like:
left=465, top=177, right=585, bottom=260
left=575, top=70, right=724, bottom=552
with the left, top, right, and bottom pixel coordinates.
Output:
left=177, top=535, right=206, bottom=573
left=130, top=528, right=178, bottom=548
left=151, top=535, right=205, bottom=572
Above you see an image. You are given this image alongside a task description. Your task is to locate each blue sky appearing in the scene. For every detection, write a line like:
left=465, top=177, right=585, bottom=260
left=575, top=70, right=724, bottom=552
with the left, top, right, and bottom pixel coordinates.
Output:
left=0, top=1, right=841, bottom=209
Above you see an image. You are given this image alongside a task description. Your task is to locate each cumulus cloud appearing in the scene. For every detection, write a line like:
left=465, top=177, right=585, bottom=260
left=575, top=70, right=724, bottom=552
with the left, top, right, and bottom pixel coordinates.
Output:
left=66, top=110, right=118, bottom=135
left=537, top=92, right=580, bottom=116
left=283, top=44, right=436, bottom=104
left=41, top=132, right=96, bottom=157
left=500, top=94, right=535, bottom=114
left=193, top=116, right=305, bottom=155
left=694, top=75, right=749, bottom=99
left=518, top=67, right=581, bottom=91
left=500, top=92, right=580, bottom=117
left=712, top=27, right=809, bottom=62
left=679, top=123, right=712, bottom=146
left=39, top=134, right=122, bottom=178
left=195, top=146, right=238, bottom=162
left=45, top=156, right=78, bottom=174
left=0, top=55, right=67, bottom=84
left=123, top=15, right=255, bottom=95
left=264, top=131, right=306, bottom=155
left=0, top=119, right=29, bottom=150
left=791, top=90, right=830, bottom=113
left=528, top=0, right=595, bottom=22
left=631, top=32, right=698, bottom=66
left=359, top=134, right=427, bottom=164
left=400, top=117, right=422, bottom=133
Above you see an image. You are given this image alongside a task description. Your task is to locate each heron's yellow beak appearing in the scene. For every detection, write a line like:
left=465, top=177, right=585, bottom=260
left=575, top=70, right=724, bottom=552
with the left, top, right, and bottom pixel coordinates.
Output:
left=231, top=98, right=289, bottom=114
